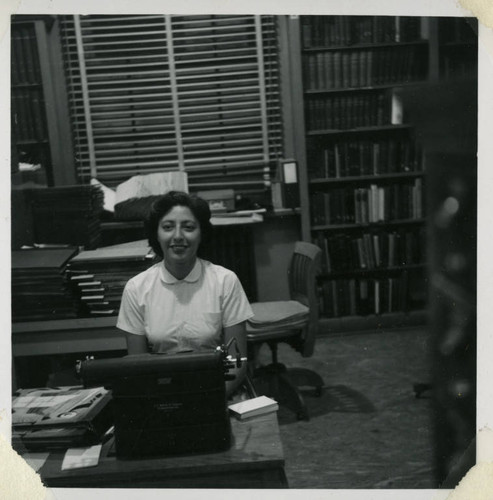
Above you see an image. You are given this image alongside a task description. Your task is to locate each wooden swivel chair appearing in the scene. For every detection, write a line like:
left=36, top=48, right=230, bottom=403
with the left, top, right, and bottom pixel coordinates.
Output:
left=246, top=241, right=324, bottom=420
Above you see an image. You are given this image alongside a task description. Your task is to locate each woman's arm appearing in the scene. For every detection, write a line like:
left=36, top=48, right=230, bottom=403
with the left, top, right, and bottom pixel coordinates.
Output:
left=120, top=328, right=149, bottom=354
left=223, top=321, right=248, bottom=398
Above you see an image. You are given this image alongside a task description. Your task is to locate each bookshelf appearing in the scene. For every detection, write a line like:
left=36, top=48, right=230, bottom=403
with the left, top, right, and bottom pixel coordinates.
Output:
left=11, top=20, right=50, bottom=180
left=296, top=15, right=429, bottom=321
left=11, top=15, right=75, bottom=187
left=436, top=17, right=477, bottom=81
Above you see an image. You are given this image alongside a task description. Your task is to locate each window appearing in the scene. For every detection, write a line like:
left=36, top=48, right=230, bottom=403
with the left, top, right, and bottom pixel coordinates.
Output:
left=59, top=14, right=283, bottom=199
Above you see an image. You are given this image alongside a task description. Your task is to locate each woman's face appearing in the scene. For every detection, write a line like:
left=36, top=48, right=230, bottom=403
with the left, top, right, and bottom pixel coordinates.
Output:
left=157, top=205, right=201, bottom=267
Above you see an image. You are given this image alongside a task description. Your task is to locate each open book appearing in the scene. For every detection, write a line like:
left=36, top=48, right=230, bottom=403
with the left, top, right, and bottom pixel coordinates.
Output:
left=228, top=396, right=279, bottom=420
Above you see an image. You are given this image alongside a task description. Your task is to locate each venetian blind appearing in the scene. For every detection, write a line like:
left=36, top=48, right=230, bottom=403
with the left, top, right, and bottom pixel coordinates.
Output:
left=59, top=15, right=282, bottom=197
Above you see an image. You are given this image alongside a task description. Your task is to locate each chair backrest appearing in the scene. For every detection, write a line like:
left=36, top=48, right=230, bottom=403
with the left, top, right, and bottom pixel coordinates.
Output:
left=288, top=241, right=322, bottom=358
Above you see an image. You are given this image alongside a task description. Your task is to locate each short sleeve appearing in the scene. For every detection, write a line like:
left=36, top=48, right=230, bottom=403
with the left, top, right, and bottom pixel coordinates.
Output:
left=116, top=279, right=146, bottom=335
left=221, top=272, right=254, bottom=328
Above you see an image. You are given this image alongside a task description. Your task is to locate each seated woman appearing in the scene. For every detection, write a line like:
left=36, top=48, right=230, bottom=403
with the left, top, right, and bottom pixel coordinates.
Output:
left=117, top=191, right=253, bottom=396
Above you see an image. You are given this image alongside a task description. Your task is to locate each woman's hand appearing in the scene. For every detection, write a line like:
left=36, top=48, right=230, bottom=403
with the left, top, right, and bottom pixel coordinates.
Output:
left=223, top=321, right=248, bottom=397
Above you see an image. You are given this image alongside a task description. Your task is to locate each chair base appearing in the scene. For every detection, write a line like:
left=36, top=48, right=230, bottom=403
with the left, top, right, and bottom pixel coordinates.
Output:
left=252, top=363, right=324, bottom=421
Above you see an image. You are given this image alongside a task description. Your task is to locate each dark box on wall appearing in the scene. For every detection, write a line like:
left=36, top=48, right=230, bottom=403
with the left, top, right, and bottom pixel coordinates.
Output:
left=197, top=189, right=235, bottom=213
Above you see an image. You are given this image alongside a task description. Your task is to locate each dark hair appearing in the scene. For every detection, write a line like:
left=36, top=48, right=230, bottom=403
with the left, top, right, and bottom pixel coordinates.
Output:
left=147, top=191, right=213, bottom=258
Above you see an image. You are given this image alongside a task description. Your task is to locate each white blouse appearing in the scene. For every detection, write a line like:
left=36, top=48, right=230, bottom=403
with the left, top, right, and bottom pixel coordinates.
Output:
left=117, top=258, right=253, bottom=353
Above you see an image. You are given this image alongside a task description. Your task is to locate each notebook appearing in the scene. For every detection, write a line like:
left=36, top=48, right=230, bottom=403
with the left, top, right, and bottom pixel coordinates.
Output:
left=228, top=396, right=279, bottom=420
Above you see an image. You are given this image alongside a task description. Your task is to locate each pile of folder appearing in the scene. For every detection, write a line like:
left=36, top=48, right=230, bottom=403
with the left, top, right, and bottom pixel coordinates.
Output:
left=12, top=386, right=112, bottom=451
left=30, top=185, right=105, bottom=250
left=66, top=241, right=155, bottom=317
left=11, top=247, right=79, bottom=322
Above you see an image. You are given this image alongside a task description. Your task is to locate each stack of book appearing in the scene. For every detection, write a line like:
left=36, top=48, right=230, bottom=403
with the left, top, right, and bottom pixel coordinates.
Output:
left=11, top=247, right=79, bottom=322
left=30, top=185, right=105, bottom=250
left=66, top=241, right=155, bottom=317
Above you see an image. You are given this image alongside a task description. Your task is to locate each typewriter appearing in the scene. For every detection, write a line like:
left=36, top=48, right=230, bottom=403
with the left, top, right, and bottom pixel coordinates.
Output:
left=78, top=345, right=243, bottom=458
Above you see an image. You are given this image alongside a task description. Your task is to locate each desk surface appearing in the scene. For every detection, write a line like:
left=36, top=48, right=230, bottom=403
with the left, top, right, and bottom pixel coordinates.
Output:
left=37, top=412, right=287, bottom=488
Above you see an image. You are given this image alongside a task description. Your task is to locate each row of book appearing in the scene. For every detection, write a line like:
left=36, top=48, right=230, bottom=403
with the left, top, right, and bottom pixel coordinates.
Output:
left=30, top=185, right=105, bottom=250
left=12, top=88, right=47, bottom=142
left=307, top=137, right=422, bottom=178
left=311, top=180, right=424, bottom=226
left=11, top=25, right=41, bottom=85
left=303, top=46, right=426, bottom=91
left=305, top=93, right=389, bottom=131
left=318, top=274, right=421, bottom=317
left=301, top=16, right=422, bottom=49
left=315, top=229, right=425, bottom=273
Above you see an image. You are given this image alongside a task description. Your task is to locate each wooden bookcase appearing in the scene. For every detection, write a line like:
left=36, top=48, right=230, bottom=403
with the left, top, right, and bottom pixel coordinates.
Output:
left=281, top=14, right=478, bottom=328
left=436, top=17, right=477, bottom=81
left=11, top=15, right=75, bottom=187
left=291, top=15, right=430, bottom=322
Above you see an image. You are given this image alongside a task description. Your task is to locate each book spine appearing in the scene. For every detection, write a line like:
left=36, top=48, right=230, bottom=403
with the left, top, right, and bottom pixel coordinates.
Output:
left=316, top=52, right=325, bottom=90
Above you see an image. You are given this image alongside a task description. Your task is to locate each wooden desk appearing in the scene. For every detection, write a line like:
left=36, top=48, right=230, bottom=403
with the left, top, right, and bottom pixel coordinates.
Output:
left=37, top=413, right=288, bottom=488
left=12, top=317, right=125, bottom=358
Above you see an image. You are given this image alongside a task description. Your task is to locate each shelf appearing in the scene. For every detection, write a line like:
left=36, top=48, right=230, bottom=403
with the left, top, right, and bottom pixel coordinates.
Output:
left=309, top=171, right=424, bottom=186
left=312, top=218, right=425, bottom=231
left=304, top=81, right=428, bottom=94
left=16, top=140, right=50, bottom=146
left=12, top=82, right=43, bottom=88
left=317, top=309, right=427, bottom=335
left=319, top=263, right=425, bottom=279
left=439, top=41, right=477, bottom=48
left=437, top=75, right=477, bottom=85
left=302, top=40, right=428, bottom=52
left=307, top=124, right=411, bottom=136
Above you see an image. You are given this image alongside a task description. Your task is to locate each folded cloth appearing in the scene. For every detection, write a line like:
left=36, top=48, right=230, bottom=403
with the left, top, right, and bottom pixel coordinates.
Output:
left=115, top=172, right=188, bottom=205
left=113, top=171, right=189, bottom=221
left=91, top=178, right=116, bottom=213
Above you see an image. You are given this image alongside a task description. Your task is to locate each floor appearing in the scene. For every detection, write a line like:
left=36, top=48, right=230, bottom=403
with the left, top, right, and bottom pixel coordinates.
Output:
left=255, top=326, right=436, bottom=489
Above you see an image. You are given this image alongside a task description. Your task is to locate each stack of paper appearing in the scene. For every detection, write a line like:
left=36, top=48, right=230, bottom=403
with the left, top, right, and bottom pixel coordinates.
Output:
left=228, top=396, right=279, bottom=420
left=11, top=247, right=79, bottom=322
left=12, top=386, right=112, bottom=451
left=66, top=241, right=155, bottom=317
